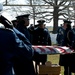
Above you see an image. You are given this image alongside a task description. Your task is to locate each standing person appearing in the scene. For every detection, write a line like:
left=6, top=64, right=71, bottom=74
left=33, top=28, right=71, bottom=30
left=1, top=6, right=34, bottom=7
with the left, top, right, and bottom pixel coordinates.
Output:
left=11, top=20, right=18, bottom=28
left=0, top=15, right=36, bottom=75
left=0, top=15, right=35, bottom=75
left=59, top=20, right=73, bottom=75
left=33, top=19, right=51, bottom=46
left=72, top=25, right=75, bottom=35
left=16, top=14, right=32, bottom=43
left=71, top=25, right=75, bottom=50
left=56, top=24, right=64, bottom=46
left=68, top=25, right=75, bottom=73
left=13, top=14, right=36, bottom=75
left=32, top=19, right=52, bottom=73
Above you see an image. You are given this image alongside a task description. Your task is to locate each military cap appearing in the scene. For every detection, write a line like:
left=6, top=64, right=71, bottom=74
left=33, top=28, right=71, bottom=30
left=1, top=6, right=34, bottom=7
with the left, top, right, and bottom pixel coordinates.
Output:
left=11, top=20, right=17, bottom=23
left=16, top=14, right=30, bottom=19
left=63, top=20, right=72, bottom=24
left=37, top=19, right=45, bottom=24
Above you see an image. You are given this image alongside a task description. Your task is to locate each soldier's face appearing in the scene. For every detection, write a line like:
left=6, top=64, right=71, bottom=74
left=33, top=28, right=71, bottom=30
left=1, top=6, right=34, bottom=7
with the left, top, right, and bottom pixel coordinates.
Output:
left=63, top=23, right=67, bottom=29
left=39, top=24, right=45, bottom=28
left=23, top=18, right=30, bottom=26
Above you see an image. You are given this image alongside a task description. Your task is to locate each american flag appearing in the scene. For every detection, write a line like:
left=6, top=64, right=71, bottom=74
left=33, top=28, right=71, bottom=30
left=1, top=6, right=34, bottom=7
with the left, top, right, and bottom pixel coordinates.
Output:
left=32, top=45, right=74, bottom=54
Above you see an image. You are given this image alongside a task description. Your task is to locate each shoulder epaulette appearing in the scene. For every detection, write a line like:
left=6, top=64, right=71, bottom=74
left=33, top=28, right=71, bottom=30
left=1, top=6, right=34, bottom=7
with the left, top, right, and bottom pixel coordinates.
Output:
left=5, top=28, right=13, bottom=32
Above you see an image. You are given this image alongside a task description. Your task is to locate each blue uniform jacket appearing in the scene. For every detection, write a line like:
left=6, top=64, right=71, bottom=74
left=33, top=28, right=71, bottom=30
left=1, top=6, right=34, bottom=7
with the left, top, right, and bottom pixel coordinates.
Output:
left=13, top=27, right=35, bottom=75
left=16, top=25, right=31, bottom=42
left=0, top=28, right=34, bottom=75
left=33, top=27, right=51, bottom=45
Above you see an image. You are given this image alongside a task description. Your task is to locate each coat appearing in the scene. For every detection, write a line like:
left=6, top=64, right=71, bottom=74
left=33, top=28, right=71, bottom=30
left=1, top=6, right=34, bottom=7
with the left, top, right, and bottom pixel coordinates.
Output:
left=13, top=28, right=36, bottom=75
left=0, top=28, right=34, bottom=75
left=56, top=27, right=64, bottom=45
left=32, top=27, right=51, bottom=64
left=59, top=29, right=74, bottom=66
left=16, top=24, right=32, bottom=43
left=32, top=27, right=51, bottom=45
left=69, top=28, right=75, bottom=73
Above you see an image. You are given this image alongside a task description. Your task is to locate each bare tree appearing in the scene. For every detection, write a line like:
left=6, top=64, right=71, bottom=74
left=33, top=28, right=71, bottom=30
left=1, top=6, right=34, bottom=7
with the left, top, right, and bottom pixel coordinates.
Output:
left=26, top=0, right=72, bottom=33
left=30, top=0, right=72, bottom=33
left=1, top=0, right=74, bottom=33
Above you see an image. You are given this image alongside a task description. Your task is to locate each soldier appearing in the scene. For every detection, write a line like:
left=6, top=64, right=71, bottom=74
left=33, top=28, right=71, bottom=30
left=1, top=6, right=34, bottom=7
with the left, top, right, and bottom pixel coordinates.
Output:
left=16, top=14, right=33, bottom=43
left=56, top=24, right=64, bottom=46
left=71, top=25, right=75, bottom=50
left=0, top=15, right=36, bottom=75
left=15, top=14, right=36, bottom=75
left=59, top=20, right=73, bottom=75
left=11, top=20, right=17, bottom=28
left=32, top=19, right=52, bottom=74
left=33, top=19, right=51, bottom=46
left=72, top=25, right=75, bottom=35
left=69, top=25, right=75, bottom=73
left=0, top=15, right=35, bottom=75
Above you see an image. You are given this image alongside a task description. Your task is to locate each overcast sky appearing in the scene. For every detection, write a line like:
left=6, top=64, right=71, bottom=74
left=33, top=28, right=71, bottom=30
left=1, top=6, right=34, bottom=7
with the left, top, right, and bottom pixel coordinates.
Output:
left=0, top=0, right=74, bottom=27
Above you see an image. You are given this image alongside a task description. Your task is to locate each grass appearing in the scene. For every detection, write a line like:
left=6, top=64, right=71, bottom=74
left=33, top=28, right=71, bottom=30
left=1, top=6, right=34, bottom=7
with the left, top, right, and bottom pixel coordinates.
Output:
left=47, top=54, right=75, bottom=75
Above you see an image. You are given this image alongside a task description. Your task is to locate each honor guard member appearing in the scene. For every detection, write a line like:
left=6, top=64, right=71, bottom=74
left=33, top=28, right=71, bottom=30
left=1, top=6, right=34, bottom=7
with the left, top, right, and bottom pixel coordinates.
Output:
left=16, top=14, right=33, bottom=43
left=71, top=25, right=75, bottom=50
left=72, top=25, right=75, bottom=33
left=71, top=25, right=75, bottom=49
left=59, top=20, right=73, bottom=75
left=33, top=19, right=51, bottom=46
left=56, top=24, right=64, bottom=46
left=69, top=25, right=75, bottom=73
left=0, top=15, right=36, bottom=75
left=32, top=19, right=52, bottom=73
left=0, top=4, right=36, bottom=75
left=15, top=14, right=36, bottom=75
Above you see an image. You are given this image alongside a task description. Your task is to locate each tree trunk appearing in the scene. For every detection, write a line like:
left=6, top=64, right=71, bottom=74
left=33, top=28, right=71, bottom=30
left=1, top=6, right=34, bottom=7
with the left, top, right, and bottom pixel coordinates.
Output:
left=53, top=7, right=59, bottom=34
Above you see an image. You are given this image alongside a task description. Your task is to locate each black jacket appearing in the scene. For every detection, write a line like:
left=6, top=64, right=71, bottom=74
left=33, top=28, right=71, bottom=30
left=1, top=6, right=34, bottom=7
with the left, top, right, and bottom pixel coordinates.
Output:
left=32, top=27, right=51, bottom=45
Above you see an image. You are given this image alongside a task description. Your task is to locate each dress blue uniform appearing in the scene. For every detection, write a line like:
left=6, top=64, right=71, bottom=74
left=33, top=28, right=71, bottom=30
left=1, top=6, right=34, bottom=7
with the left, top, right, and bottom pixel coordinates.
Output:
left=56, top=26, right=64, bottom=46
left=0, top=15, right=36, bottom=75
left=32, top=20, right=51, bottom=74
left=13, top=27, right=36, bottom=75
left=33, top=27, right=51, bottom=63
left=69, top=26, right=75, bottom=73
left=16, top=14, right=32, bottom=43
left=0, top=28, right=34, bottom=75
left=16, top=25, right=31, bottom=41
left=59, top=20, right=73, bottom=75
left=33, top=27, right=51, bottom=45
left=14, top=14, right=36, bottom=75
